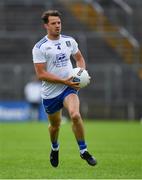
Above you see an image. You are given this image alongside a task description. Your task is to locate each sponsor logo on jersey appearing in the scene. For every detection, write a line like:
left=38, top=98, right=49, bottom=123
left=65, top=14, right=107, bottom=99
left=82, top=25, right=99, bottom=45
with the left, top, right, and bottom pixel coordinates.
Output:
left=54, top=53, right=68, bottom=67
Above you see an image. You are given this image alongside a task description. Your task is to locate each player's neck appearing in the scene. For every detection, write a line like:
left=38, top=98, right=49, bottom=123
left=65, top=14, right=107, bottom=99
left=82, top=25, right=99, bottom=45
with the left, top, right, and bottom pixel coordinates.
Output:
left=47, top=34, right=60, bottom=40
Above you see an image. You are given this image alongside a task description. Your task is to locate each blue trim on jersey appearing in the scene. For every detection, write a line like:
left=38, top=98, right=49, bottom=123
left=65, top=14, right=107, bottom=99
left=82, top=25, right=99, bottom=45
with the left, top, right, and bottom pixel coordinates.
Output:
left=61, top=34, right=74, bottom=39
left=42, top=87, right=78, bottom=114
left=36, top=37, right=48, bottom=49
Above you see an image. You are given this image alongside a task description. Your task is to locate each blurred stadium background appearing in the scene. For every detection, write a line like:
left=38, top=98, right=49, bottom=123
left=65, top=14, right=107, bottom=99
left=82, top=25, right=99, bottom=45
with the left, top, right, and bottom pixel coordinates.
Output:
left=0, top=1, right=142, bottom=179
left=0, top=0, right=142, bottom=121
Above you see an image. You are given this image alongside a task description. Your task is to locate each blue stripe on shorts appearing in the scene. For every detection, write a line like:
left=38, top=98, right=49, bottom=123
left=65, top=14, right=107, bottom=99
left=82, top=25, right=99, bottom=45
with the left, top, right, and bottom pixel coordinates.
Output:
left=42, top=87, right=78, bottom=114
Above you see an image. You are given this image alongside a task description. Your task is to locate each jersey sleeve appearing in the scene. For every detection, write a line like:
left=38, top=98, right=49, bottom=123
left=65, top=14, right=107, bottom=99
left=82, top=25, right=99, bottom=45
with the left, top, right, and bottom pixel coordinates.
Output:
left=71, top=39, right=79, bottom=55
left=32, top=46, right=46, bottom=63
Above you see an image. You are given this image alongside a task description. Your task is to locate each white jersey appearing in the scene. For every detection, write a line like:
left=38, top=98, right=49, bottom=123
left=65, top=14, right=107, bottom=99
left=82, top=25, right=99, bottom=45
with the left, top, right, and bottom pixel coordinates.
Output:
left=32, top=34, right=79, bottom=99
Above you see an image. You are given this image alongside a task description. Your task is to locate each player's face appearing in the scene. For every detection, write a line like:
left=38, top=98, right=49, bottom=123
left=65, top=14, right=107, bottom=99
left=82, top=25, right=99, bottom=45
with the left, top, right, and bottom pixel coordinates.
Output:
left=45, top=16, right=61, bottom=39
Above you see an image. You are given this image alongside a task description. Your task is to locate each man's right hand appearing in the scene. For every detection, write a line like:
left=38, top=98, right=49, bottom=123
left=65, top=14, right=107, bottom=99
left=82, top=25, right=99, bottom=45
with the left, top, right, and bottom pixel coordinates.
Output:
left=63, top=77, right=80, bottom=90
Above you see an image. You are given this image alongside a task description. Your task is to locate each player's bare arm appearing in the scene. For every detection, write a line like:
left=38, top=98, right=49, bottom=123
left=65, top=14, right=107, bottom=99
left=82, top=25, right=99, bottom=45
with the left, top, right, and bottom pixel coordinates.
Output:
left=73, top=50, right=86, bottom=69
left=34, top=62, right=80, bottom=89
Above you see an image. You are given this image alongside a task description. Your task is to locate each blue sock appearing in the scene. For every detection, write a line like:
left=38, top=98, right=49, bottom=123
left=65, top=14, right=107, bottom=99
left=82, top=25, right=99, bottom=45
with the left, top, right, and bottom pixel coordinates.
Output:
left=77, top=140, right=87, bottom=151
left=51, top=141, right=59, bottom=151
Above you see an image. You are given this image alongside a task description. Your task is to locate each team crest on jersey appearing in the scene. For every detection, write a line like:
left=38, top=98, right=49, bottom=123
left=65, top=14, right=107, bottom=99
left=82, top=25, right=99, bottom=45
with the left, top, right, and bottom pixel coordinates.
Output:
left=66, top=41, right=71, bottom=47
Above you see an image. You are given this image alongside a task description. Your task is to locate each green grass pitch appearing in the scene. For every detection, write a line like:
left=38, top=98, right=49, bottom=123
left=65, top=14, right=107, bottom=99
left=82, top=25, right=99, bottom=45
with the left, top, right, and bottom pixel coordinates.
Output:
left=0, top=120, right=142, bottom=179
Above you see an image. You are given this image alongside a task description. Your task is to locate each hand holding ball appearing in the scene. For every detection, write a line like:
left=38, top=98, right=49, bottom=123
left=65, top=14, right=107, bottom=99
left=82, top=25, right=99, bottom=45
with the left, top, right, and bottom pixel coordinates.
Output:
left=72, top=67, right=91, bottom=88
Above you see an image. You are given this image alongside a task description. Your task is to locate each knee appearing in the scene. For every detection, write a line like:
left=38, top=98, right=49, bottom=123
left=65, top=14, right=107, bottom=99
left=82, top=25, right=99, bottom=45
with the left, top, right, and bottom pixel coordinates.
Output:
left=49, top=121, right=61, bottom=131
left=70, top=111, right=81, bottom=122
left=52, top=126, right=60, bottom=132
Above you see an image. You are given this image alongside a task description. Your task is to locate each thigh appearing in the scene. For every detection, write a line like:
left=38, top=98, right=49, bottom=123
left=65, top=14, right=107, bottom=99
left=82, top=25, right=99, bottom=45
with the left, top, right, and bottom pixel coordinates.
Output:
left=63, top=93, right=80, bottom=113
left=48, top=110, right=62, bottom=126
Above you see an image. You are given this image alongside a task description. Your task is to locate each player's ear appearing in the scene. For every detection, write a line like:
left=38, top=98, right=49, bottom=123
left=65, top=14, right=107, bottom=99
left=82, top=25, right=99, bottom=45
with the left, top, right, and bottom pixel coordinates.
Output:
left=43, top=23, right=48, bottom=30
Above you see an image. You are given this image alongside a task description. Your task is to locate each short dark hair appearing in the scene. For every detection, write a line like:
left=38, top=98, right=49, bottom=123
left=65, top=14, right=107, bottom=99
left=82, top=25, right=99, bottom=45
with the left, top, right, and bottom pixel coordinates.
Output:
left=41, top=10, right=61, bottom=24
